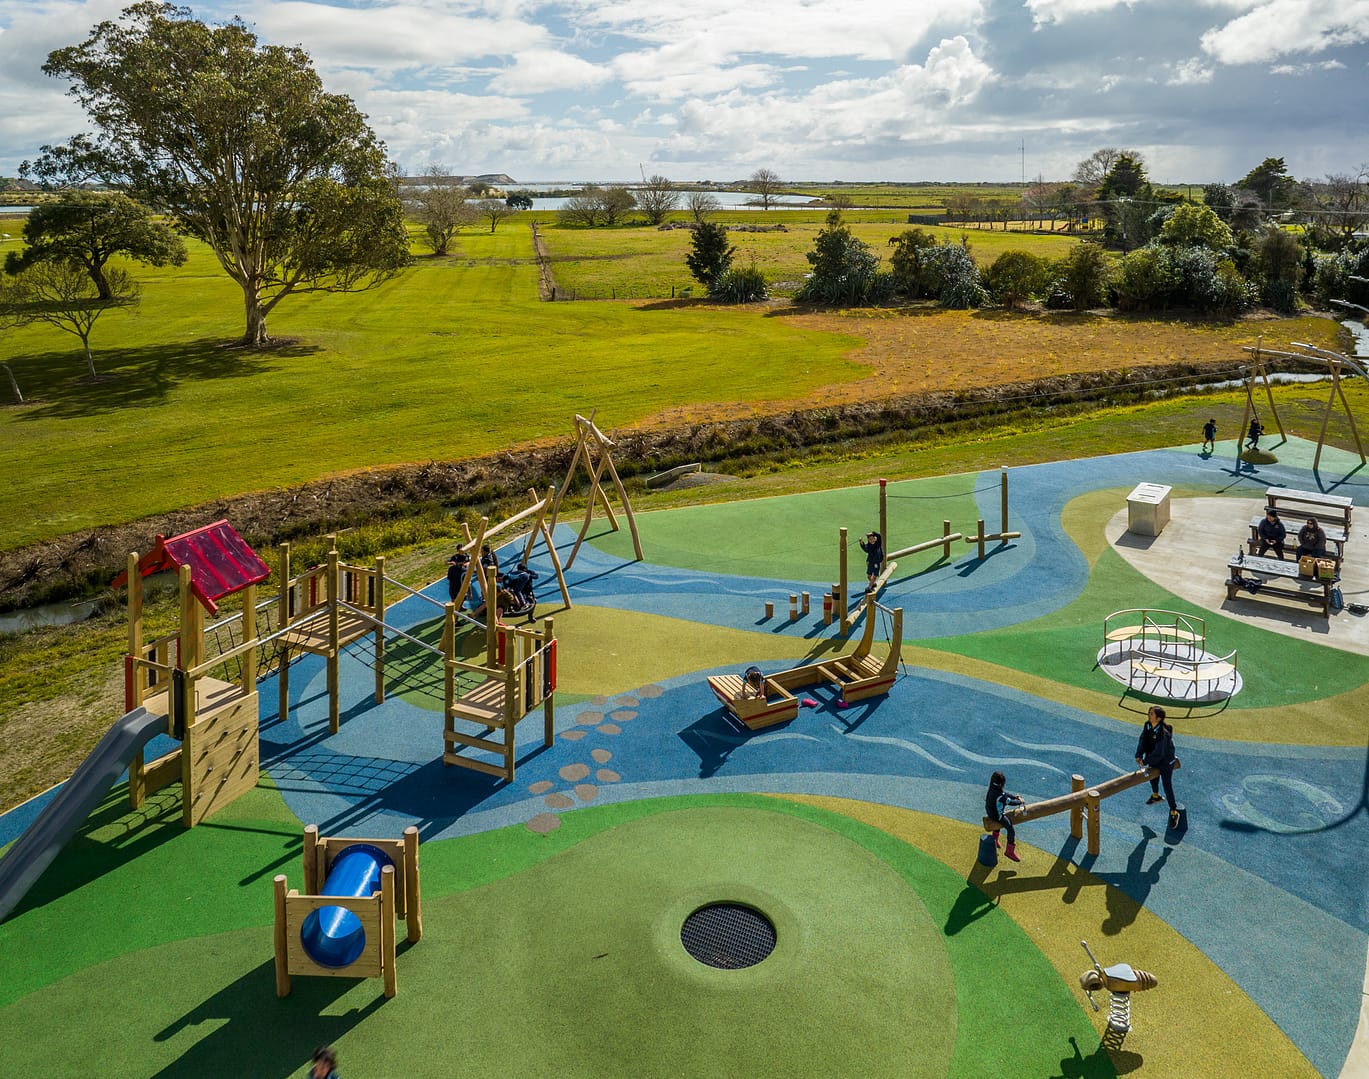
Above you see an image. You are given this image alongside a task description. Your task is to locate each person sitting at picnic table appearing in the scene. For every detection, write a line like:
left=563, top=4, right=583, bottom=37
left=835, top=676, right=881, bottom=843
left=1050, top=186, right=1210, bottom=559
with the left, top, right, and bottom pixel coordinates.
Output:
left=1256, top=508, right=1286, bottom=559
left=1296, top=517, right=1328, bottom=560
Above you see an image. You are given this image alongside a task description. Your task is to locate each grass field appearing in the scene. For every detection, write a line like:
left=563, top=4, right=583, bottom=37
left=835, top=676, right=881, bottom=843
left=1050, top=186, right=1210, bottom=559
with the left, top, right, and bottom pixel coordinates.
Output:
left=537, top=213, right=1087, bottom=298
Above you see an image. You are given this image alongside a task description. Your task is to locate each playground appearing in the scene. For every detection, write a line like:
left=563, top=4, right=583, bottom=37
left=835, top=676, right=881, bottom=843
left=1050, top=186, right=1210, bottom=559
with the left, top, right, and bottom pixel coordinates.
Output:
left=0, top=433, right=1366, bottom=1078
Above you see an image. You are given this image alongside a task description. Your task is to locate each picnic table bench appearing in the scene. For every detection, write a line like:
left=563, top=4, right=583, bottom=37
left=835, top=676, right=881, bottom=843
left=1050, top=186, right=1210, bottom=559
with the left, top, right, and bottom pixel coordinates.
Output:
left=1246, top=515, right=1346, bottom=566
left=1227, top=554, right=1334, bottom=618
left=1264, top=487, right=1354, bottom=529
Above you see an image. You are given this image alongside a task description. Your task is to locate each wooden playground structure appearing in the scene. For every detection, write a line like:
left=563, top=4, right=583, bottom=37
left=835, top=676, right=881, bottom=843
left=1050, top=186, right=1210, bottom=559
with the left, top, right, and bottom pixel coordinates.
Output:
left=116, top=521, right=270, bottom=828
left=981, top=764, right=1182, bottom=857
left=113, top=488, right=571, bottom=830
left=1238, top=339, right=1367, bottom=471
left=445, top=609, right=557, bottom=781
left=548, top=412, right=643, bottom=570
left=273, top=824, right=422, bottom=999
left=708, top=605, right=904, bottom=730
left=830, top=468, right=1019, bottom=631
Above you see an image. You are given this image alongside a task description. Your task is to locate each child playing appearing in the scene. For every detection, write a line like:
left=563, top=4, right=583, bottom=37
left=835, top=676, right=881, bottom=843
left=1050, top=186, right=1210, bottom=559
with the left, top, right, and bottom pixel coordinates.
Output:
left=985, top=771, right=1026, bottom=862
left=858, top=529, right=884, bottom=592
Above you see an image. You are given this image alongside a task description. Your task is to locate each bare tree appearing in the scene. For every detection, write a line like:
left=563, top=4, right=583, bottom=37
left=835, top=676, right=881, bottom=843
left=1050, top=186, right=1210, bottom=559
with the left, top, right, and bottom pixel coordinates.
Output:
left=748, top=168, right=784, bottom=210
left=687, top=190, right=720, bottom=223
left=8, top=260, right=138, bottom=379
left=408, top=164, right=475, bottom=255
left=1072, top=148, right=1144, bottom=189
left=559, top=186, right=604, bottom=227
left=475, top=198, right=518, bottom=233
left=599, top=185, right=636, bottom=224
left=1306, top=168, right=1369, bottom=246
left=636, top=174, right=680, bottom=225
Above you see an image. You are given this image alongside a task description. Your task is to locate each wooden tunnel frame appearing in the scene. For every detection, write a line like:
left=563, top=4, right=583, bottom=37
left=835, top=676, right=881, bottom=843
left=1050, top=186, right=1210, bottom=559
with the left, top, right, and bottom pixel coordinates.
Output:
left=273, top=824, right=422, bottom=1000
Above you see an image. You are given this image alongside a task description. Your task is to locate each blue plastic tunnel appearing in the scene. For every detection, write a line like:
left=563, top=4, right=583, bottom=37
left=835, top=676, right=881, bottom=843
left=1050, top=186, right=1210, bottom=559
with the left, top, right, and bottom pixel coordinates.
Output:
left=299, top=843, right=395, bottom=968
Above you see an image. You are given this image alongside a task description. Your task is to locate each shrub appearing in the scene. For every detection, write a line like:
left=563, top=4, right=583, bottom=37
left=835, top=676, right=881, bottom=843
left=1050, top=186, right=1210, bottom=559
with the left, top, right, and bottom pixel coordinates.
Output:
left=711, top=265, right=768, bottom=303
left=984, top=251, right=1050, bottom=309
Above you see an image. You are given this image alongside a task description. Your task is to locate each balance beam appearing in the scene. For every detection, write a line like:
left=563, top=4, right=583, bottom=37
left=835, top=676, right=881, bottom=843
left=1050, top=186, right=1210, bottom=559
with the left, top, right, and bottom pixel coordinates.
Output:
left=982, top=764, right=1179, bottom=856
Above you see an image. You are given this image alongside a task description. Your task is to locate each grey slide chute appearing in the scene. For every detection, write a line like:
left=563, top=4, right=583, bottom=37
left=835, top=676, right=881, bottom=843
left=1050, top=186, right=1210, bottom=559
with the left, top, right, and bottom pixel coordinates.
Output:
left=0, top=706, right=166, bottom=923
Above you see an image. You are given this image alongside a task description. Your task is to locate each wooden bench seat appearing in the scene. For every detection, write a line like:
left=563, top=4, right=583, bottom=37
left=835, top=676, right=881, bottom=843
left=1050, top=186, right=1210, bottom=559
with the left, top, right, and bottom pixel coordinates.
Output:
left=1246, top=515, right=1345, bottom=565
left=1132, top=657, right=1237, bottom=699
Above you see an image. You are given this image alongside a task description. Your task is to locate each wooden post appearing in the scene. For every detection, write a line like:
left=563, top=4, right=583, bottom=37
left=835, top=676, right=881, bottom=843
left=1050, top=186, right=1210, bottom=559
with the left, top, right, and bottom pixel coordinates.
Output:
left=801, top=591, right=810, bottom=616
left=974, top=519, right=987, bottom=560
left=303, top=823, right=320, bottom=894
left=380, top=866, right=397, bottom=999
left=838, top=529, right=849, bottom=622
left=542, top=616, right=555, bottom=753
left=484, top=563, right=498, bottom=667
left=126, top=551, right=143, bottom=706
left=242, top=581, right=258, bottom=689
left=403, top=825, right=423, bottom=942
left=789, top=594, right=798, bottom=620
left=278, top=543, right=291, bottom=723
left=878, top=479, right=888, bottom=572
left=764, top=601, right=774, bottom=619
left=326, top=548, right=341, bottom=735
left=373, top=555, right=386, bottom=705
left=273, top=874, right=292, bottom=998
left=1086, top=789, right=1102, bottom=856
left=1000, top=467, right=1009, bottom=535
left=1069, top=774, right=1085, bottom=840
left=941, top=520, right=953, bottom=559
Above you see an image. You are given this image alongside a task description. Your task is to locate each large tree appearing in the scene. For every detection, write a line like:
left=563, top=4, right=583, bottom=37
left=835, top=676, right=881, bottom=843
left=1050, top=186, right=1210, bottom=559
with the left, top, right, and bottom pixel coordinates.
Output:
left=1237, top=157, right=1299, bottom=210
left=29, top=2, right=411, bottom=348
left=4, top=190, right=185, bottom=299
left=1072, top=148, right=1144, bottom=189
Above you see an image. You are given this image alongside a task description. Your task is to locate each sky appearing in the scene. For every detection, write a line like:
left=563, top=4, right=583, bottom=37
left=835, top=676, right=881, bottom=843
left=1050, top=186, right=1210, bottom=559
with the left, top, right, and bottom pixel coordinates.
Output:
left=0, top=0, right=1366, bottom=186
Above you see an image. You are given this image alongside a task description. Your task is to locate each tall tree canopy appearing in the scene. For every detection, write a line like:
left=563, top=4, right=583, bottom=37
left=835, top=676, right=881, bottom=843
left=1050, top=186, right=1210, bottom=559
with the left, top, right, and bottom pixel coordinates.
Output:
left=4, top=190, right=185, bottom=299
left=29, top=2, right=411, bottom=347
left=1237, top=157, right=1299, bottom=210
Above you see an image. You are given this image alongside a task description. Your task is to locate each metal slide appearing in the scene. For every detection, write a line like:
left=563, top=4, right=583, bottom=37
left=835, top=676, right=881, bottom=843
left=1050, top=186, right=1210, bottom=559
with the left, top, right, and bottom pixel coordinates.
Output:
left=0, top=706, right=166, bottom=923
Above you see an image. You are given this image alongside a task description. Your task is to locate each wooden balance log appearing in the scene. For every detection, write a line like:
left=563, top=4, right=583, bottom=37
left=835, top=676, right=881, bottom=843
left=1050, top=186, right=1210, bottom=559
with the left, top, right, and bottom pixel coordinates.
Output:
left=982, top=763, right=1180, bottom=857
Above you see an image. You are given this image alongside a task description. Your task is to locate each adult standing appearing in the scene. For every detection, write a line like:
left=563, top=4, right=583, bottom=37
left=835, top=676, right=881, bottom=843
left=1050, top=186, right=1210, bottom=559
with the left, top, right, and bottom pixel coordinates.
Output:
left=1135, top=706, right=1179, bottom=822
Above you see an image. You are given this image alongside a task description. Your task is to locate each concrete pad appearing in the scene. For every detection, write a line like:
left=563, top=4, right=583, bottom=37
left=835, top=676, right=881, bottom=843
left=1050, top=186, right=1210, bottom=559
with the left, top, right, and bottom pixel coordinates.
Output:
left=1106, top=496, right=1369, bottom=656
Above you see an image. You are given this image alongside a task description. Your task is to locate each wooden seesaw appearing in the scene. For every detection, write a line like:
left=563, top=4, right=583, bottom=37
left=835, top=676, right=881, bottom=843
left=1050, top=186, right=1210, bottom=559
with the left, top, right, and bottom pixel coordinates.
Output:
left=981, top=762, right=1182, bottom=857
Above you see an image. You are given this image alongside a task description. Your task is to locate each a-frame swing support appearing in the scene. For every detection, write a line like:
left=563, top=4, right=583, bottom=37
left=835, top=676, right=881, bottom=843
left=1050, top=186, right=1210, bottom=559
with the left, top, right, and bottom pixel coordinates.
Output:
left=1240, top=339, right=1367, bottom=472
left=548, top=412, right=644, bottom=570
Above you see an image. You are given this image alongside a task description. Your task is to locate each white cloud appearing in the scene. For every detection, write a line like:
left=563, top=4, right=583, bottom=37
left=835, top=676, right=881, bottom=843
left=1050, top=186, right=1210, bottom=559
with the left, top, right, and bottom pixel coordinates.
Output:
left=487, top=48, right=613, bottom=94
left=1201, top=1, right=1369, bottom=64
left=1168, top=57, right=1214, bottom=83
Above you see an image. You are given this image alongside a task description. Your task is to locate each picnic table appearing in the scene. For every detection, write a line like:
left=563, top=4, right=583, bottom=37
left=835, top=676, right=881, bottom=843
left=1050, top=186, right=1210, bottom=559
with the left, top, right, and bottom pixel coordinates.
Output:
left=1265, top=487, right=1354, bottom=529
left=1227, top=554, right=1334, bottom=618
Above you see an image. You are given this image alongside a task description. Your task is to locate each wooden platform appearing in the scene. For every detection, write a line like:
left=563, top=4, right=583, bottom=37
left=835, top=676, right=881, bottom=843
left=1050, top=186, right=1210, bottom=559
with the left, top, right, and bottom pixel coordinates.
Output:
left=706, top=673, right=799, bottom=730
left=278, top=608, right=375, bottom=655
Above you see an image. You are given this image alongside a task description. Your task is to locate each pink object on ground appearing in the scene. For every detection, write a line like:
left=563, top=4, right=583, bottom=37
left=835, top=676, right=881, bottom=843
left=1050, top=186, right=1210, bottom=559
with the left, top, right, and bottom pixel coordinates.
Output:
left=800, top=697, right=819, bottom=708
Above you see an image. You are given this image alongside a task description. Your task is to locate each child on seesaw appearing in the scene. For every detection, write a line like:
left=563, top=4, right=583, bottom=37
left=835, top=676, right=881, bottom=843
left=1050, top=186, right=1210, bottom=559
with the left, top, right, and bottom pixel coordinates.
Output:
left=985, top=771, right=1026, bottom=862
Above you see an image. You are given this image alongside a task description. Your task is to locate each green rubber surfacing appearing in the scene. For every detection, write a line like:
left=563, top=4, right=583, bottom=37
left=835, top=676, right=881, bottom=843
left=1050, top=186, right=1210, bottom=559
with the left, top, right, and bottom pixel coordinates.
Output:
left=0, top=796, right=1111, bottom=1078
